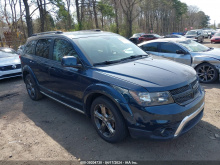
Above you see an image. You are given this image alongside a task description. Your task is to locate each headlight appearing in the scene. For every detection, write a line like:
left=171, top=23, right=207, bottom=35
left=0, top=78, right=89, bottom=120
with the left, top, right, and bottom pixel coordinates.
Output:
left=129, top=91, right=174, bottom=106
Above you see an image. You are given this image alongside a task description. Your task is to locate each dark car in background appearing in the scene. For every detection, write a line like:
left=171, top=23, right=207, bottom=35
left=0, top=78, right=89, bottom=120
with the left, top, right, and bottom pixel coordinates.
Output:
left=20, top=30, right=205, bottom=143
left=138, top=34, right=162, bottom=43
left=129, top=33, right=145, bottom=44
left=211, top=31, right=217, bottom=38
left=171, top=32, right=184, bottom=36
left=185, top=29, right=204, bottom=43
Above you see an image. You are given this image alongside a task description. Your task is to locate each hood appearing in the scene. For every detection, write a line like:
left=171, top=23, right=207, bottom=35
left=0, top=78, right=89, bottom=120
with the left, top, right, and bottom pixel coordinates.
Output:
left=185, top=35, right=197, bottom=38
left=92, top=57, right=196, bottom=92
left=211, top=36, right=220, bottom=39
left=191, top=48, right=220, bottom=60
left=0, top=56, right=20, bottom=66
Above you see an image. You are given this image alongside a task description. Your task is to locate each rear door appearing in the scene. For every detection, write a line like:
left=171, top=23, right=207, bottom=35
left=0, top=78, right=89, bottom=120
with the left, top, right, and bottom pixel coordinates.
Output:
left=145, top=35, right=154, bottom=41
left=32, top=38, right=53, bottom=87
left=158, top=42, right=191, bottom=65
left=140, top=42, right=159, bottom=56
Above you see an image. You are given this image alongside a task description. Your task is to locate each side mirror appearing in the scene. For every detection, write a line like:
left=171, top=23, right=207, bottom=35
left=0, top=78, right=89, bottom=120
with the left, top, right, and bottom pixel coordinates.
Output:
left=61, top=56, right=82, bottom=68
left=176, top=50, right=187, bottom=55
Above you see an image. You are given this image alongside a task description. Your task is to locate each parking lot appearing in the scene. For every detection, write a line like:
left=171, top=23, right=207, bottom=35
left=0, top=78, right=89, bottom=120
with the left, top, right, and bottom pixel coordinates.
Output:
left=0, top=39, right=220, bottom=164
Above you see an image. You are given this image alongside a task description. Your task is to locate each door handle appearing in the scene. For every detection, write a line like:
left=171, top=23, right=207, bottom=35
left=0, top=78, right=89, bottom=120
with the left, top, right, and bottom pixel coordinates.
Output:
left=30, top=60, right=34, bottom=63
left=50, top=67, right=56, bottom=70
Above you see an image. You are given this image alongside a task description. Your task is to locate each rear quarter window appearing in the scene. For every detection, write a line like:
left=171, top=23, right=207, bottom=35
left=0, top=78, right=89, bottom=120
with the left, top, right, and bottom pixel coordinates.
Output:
left=36, top=39, right=52, bottom=58
left=142, top=42, right=158, bottom=52
left=24, top=40, right=37, bottom=54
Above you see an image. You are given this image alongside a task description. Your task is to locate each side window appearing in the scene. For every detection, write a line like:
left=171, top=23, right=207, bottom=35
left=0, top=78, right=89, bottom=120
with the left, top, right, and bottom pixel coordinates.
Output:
left=36, top=39, right=52, bottom=58
left=53, top=39, right=78, bottom=62
left=24, top=40, right=37, bottom=54
left=147, top=35, right=153, bottom=38
left=160, top=43, right=182, bottom=54
left=142, top=43, right=158, bottom=52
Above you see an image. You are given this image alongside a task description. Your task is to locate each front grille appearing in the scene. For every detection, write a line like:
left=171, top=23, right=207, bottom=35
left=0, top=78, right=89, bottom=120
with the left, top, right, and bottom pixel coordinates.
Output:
left=170, top=80, right=201, bottom=105
left=0, top=72, right=22, bottom=79
left=0, top=64, right=21, bottom=71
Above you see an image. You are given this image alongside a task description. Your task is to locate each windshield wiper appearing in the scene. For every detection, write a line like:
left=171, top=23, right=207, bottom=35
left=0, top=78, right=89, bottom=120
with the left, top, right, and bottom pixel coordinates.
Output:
left=93, top=55, right=148, bottom=66
left=120, top=55, right=149, bottom=61
left=93, top=60, right=121, bottom=66
left=203, top=47, right=213, bottom=52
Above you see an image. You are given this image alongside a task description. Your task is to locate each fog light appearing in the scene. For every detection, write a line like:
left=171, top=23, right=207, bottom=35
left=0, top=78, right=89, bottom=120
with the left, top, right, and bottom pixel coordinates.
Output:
left=156, top=120, right=168, bottom=124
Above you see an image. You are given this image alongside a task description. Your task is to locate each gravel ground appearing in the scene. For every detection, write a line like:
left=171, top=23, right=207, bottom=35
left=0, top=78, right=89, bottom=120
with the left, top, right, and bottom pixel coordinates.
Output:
left=0, top=39, right=220, bottom=164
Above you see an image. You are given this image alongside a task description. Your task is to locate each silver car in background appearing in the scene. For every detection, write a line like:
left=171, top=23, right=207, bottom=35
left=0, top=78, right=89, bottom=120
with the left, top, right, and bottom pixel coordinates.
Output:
left=0, top=47, right=22, bottom=80
left=138, top=38, right=220, bottom=83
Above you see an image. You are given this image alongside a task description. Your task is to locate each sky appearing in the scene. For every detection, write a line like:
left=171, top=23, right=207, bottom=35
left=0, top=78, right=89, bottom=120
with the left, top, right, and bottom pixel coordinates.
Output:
left=180, top=0, right=220, bottom=25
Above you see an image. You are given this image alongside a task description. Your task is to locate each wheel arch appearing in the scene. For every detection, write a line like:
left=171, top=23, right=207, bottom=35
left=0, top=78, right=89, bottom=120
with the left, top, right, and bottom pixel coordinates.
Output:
left=22, top=65, right=39, bottom=84
left=83, top=84, right=133, bottom=118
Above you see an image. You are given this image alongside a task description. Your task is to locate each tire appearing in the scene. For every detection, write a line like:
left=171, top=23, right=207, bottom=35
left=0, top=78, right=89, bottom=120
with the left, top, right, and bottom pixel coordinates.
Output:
left=196, top=63, right=218, bottom=83
left=25, top=74, right=43, bottom=100
left=90, top=96, right=128, bottom=143
left=200, top=37, right=204, bottom=43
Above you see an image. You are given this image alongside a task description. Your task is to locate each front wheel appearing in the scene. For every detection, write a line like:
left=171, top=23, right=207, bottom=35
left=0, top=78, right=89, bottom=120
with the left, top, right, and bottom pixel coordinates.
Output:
left=91, top=96, right=128, bottom=143
left=196, top=63, right=218, bottom=83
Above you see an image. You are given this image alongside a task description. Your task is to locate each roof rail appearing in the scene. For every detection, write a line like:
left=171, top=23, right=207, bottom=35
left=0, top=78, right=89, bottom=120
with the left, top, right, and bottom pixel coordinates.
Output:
left=32, top=31, right=63, bottom=36
left=79, top=29, right=102, bottom=32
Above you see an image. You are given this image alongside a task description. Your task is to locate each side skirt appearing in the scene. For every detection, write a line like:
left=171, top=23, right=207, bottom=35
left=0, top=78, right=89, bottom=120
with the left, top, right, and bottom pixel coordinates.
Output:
left=40, top=91, right=85, bottom=115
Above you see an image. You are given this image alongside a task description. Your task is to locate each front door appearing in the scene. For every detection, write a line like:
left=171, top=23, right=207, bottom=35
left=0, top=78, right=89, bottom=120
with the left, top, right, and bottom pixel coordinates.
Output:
left=45, top=39, right=85, bottom=109
left=158, top=42, right=191, bottom=66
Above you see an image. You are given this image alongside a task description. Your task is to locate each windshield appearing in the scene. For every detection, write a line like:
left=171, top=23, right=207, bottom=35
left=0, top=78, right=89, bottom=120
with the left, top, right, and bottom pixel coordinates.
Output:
left=214, top=33, right=220, bottom=36
left=75, top=36, right=147, bottom=65
left=154, top=34, right=161, bottom=38
left=178, top=40, right=209, bottom=52
left=133, top=33, right=142, bottom=37
left=0, top=48, right=18, bottom=58
left=0, top=48, right=16, bottom=54
left=186, top=31, right=197, bottom=35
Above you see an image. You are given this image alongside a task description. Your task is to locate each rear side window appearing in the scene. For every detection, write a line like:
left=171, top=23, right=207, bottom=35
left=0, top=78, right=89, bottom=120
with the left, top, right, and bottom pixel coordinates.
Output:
left=147, top=35, right=153, bottom=38
left=160, top=43, right=182, bottom=53
left=142, top=42, right=158, bottom=52
left=53, top=39, right=78, bottom=61
left=24, top=40, right=37, bottom=54
left=36, top=39, right=52, bottom=58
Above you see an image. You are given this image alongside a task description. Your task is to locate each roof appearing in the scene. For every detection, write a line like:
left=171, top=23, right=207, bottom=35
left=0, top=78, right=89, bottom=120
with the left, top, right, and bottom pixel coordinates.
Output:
left=28, top=30, right=117, bottom=40
left=138, top=38, right=187, bottom=46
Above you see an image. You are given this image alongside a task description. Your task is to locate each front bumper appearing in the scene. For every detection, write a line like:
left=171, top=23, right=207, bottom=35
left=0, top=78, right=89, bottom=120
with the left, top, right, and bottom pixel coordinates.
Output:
left=211, top=39, right=220, bottom=43
left=0, top=69, right=22, bottom=80
left=125, top=89, right=205, bottom=140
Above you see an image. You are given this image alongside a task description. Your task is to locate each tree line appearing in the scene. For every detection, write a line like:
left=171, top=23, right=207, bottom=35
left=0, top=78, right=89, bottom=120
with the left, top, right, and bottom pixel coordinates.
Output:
left=0, top=0, right=213, bottom=41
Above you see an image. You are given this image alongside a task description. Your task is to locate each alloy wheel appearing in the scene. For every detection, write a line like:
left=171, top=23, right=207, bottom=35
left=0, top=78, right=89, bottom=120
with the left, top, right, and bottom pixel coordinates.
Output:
left=197, top=65, right=216, bottom=83
left=93, top=104, right=116, bottom=138
left=26, top=76, right=36, bottom=98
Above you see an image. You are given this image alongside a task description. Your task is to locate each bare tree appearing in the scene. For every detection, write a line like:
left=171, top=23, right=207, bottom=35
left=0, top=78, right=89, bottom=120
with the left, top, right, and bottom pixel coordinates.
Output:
left=119, top=0, right=140, bottom=37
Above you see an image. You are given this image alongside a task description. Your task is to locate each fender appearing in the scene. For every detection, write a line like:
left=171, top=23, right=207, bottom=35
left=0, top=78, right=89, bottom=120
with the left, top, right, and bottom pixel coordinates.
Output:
left=192, top=56, right=220, bottom=69
left=22, top=65, right=39, bottom=85
left=83, top=83, right=133, bottom=117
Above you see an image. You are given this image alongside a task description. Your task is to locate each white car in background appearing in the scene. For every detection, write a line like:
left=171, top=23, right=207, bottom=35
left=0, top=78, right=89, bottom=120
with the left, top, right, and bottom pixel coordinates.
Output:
left=0, top=47, right=22, bottom=80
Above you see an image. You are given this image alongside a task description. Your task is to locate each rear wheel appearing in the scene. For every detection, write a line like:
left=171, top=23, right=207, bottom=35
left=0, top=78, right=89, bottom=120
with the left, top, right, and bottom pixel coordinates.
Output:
left=25, top=74, right=43, bottom=100
left=91, top=96, right=127, bottom=143
left=200, top=37, right=204, bottom=43
left=196, top=63, right=218, bottom=83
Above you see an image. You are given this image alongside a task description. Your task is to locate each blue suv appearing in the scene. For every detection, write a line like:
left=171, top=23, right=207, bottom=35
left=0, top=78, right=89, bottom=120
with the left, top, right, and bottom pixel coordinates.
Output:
left=20, top=30, right=205, bottom=143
